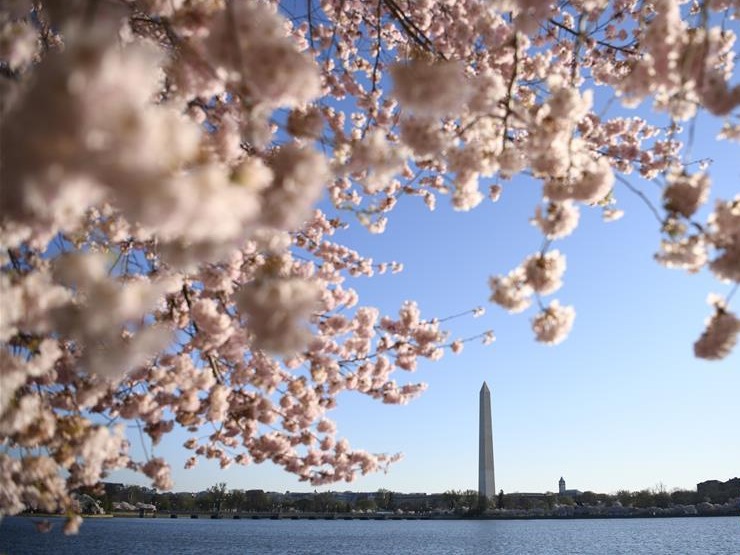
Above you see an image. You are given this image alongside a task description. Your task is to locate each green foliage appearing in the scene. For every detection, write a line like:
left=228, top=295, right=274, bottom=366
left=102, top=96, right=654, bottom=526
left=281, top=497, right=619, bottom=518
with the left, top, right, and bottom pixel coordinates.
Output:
left=375, top=489, right=393, bottom=510
left=670, top=489, right=701, bottom=505
left=442, top=490, right=462, bottom=510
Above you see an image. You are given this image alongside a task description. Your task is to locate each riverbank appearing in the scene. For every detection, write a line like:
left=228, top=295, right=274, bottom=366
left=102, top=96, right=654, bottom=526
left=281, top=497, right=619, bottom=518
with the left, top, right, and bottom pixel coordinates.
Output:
left=20, top=506, right=739, bottom=522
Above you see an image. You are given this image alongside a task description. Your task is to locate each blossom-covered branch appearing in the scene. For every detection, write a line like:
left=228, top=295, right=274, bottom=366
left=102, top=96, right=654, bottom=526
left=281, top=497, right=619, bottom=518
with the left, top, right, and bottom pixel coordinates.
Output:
left=1, top=0, right=739, bottom=533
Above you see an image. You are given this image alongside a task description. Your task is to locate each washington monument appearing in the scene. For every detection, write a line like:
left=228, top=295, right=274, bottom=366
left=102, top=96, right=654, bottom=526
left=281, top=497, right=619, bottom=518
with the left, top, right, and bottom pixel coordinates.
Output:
left=478, top=382, right=495, bottom=499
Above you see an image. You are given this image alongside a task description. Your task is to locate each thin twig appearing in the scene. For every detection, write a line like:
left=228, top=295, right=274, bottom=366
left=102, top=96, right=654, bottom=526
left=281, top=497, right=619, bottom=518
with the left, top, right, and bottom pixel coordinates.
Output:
left=615, top=174, right=663, bottom=224
left=548, top=18, right=637, bottom=55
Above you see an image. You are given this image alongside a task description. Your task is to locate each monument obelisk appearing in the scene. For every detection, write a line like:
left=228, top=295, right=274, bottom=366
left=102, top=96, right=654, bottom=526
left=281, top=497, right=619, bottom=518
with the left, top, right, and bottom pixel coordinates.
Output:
left=478, top=382, right=495, bottom=499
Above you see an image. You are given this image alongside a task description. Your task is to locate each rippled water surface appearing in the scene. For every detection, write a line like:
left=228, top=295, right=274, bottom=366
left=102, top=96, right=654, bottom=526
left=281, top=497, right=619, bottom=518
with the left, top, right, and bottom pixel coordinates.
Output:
left=1, top=516, right=738, bottom=554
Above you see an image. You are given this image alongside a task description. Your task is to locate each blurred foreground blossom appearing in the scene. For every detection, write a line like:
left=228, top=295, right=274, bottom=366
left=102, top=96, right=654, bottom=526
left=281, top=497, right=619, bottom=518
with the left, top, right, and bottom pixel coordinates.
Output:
left=1, top=0, right=738, bottom=534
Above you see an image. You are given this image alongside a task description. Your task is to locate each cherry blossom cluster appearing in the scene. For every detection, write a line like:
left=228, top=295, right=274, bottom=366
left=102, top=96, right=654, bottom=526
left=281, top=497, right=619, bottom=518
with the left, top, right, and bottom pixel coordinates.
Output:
left=1, top=0, right=738, bottom=532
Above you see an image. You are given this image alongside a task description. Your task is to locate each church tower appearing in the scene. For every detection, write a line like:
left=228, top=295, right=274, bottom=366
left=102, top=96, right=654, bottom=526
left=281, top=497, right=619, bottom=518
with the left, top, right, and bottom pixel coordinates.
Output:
left=559, top=477, right=566, bottom=495
left=478, top=382, right=495, bottom=499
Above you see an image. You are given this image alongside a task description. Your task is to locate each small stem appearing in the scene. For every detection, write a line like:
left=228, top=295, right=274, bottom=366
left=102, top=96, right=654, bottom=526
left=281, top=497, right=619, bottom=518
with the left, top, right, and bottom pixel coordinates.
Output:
left=615, top=174, right=664, bottom=225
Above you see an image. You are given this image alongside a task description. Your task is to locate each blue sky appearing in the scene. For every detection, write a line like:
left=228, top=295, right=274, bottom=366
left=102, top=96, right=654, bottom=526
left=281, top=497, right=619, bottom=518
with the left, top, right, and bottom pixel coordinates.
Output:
left=108, top=4, right=740, bottom=492
left=112, top=100, right=739, bottom=496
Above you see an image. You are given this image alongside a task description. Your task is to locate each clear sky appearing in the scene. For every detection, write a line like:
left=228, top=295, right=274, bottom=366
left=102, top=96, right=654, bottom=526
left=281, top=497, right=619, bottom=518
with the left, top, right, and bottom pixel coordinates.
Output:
left=111, top=97, right=740, bottom=496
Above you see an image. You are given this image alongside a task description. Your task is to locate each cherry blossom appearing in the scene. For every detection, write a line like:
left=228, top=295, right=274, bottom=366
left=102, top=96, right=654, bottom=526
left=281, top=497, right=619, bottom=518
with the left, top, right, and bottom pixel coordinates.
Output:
left=531, top=301, right=577, bottom=346
left=1, top=0, right=738, bottom=532
left=694, top=296, right=740, bottom=360
left=663, top=171, right=710, bottom=218
left=523, top=251, right=567, bottom=295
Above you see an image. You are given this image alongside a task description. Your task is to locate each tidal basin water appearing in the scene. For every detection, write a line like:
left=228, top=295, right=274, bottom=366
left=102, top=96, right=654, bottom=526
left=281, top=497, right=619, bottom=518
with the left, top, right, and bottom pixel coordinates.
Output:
left=1, top=516, right=738, bottom=554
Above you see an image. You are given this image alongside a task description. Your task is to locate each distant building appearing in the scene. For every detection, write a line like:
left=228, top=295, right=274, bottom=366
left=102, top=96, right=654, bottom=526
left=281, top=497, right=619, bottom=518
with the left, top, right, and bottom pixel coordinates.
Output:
left=696, top=477, right=740, bottom=503
left=478, top=382, right=495, bottom=499
left=558, top=477, right=582, bottom=497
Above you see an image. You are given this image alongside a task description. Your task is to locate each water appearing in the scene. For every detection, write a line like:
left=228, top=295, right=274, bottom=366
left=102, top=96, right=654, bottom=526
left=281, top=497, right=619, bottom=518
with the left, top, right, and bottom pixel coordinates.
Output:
left=1, top=516, right=738, bottom=554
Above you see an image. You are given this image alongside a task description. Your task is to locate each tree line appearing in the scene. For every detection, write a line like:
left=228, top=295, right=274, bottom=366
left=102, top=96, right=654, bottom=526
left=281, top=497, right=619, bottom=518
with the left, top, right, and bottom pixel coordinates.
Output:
left=90, top=481, right=738, bottom=515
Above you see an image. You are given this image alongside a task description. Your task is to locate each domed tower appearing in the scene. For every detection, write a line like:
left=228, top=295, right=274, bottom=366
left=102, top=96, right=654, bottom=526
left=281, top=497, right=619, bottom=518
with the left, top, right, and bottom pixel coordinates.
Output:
left=559, top=477, right=566, bottom=495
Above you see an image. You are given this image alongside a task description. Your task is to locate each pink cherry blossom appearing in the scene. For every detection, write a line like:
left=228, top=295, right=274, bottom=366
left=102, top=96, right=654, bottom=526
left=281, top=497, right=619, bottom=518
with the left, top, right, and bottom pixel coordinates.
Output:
left=531, top=301, right=576, bottom=345
left=1, top=0, right=738, bottom=533
left=694, top=297, right=740, bottom=360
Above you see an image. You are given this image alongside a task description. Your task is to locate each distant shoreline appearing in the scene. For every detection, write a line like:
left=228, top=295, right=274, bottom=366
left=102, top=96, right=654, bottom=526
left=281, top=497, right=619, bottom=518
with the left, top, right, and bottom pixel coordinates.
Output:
left=18, top=509, right=740, bottom=522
